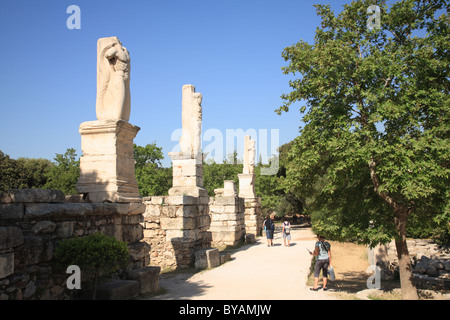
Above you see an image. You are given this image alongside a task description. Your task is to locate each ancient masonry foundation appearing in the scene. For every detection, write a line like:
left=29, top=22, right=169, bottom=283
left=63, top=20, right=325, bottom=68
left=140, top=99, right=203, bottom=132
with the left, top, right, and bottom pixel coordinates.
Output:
left=143, top=195, right=211, bottom=269
left=0, top=189, right=151, bottom=300
left=368, top=239, right=450, bottom=290
left=209, top=181, right=246, bottom=247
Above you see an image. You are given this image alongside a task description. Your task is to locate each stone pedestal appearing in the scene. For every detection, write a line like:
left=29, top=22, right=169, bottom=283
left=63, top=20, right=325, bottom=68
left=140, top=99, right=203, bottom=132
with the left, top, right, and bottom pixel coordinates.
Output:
left=238, top=173, right=256, bottom=198
left=210, top=196, right=246, bottom=246
left=209, top=181, right=246, bottom=246
left=243, top=197, right=262, bottom=236
left=238, top=173, right=262, bottom=235
left=142, top=195, right=211, bottom=269
left=76, top=120, right=141, bottom=203
left=168, top=152, right=207, bottom=197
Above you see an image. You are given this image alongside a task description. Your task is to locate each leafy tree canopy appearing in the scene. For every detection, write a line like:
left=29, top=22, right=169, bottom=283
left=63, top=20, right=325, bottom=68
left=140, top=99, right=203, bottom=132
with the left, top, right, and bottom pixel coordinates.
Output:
left=277, top=0, right=449, bottom=299
left=278, top=0, right=449, bottom=244
left=44, top=148, right=80, bottom=195
left=134, top=143, right=172, bottom=197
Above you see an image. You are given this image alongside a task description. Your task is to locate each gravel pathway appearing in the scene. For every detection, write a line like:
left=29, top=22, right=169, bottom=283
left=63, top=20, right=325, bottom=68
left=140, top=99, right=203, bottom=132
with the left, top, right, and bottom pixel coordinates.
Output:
left=145, top=225, right=337, bottom=300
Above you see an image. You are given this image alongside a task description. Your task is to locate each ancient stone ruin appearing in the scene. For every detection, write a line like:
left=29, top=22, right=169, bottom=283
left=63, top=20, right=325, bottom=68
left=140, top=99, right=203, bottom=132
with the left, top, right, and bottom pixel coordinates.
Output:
left=238, top=136, right=262, bottom=237
left=0, top=189, right=153, bottom=300
left=76, top=36, right=141, bottom=204
left=142, top=85, right=261, bottom=270
left=0, top=36, right=262, bottom=300
left=209, top=181, right=246, bottom=247
left=95, top=37, right=131, bottom=122
left=169, top=84, right=206, bottom=198
left=368, top=239, right=450, bottom=291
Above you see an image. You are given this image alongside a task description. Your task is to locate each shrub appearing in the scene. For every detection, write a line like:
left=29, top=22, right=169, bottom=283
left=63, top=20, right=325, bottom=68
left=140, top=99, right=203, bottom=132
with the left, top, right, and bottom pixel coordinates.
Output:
left=54, top=232, right=129, bottom=299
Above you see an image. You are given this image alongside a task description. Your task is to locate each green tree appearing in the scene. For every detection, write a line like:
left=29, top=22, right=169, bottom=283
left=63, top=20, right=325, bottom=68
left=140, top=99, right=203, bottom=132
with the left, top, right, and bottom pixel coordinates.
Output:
left=134, top=143, right=164, bottom=168
left=255, top=158, right=285, bottom=217
left=134, top=143, right=172, bottom=196
left=277, top=0, right=449, bottom=299
left=0, top=151, right=54, bottom=192
left=275, top=142, right=304, bottom=218
left=0, top=150, right=26, bottom=193
left=16, top=157, right=53, bottom=189
left=44, top=148, right=80, bottom=195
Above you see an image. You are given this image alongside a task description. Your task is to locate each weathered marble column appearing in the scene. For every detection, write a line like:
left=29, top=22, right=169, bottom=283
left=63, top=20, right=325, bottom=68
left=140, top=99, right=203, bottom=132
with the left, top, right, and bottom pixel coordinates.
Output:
left=238, top=135, right=262, bottom=236
left=76, top=37, right=141, bottom=203
left=238, top=135, right=256, bottom=198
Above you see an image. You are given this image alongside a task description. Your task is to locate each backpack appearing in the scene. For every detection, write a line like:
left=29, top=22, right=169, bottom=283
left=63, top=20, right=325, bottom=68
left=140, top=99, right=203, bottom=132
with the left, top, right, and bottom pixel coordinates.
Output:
left=264, top=219, right=272, bottom=230
left=320, top=241, right=330, bottom=252
left=284, top=222, right=290, bottom=235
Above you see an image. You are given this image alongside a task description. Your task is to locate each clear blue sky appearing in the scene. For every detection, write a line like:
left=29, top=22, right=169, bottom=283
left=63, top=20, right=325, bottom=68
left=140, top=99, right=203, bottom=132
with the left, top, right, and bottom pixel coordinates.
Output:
left=0, top=0, right=351, bottom=167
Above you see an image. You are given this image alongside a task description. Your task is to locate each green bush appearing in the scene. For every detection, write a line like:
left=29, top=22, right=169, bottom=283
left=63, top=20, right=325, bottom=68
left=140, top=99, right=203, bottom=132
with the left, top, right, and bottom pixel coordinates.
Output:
left=54, top=232, right=129, bottom=299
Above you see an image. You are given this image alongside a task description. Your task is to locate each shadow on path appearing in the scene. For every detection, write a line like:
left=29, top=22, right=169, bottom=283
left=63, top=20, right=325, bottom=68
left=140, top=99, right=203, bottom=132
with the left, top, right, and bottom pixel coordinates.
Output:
left=144, top=226, right=337, bottom=300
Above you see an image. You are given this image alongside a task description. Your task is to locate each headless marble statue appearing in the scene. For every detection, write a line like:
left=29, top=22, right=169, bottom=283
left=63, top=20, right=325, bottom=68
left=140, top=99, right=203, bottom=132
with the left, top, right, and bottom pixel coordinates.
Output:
left=96, top=37, right=131, bottom=122
left=179, top=84, right=202, bottom=158
left=243, top=136, right=256, bottom=174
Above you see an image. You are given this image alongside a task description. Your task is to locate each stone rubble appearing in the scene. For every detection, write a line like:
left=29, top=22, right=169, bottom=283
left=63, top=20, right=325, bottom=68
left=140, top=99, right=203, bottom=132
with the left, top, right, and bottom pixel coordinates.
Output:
left=368, top=239, right=450, bottom=291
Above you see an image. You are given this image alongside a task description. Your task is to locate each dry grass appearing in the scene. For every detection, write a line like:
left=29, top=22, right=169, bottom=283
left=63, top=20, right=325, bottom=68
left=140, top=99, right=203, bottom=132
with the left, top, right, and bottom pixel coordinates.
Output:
left=367, top=289, right=403, bottom=300
left=327, top=241, right=372, bottom=299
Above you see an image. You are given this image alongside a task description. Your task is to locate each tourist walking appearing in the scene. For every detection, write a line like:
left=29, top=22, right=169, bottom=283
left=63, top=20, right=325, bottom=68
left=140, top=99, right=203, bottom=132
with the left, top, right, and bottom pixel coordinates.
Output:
left=263, top=215, right=274, bottom=246
left=309, top=235, right=331, bottom=291
left=282, top=218, right=291, bottom=247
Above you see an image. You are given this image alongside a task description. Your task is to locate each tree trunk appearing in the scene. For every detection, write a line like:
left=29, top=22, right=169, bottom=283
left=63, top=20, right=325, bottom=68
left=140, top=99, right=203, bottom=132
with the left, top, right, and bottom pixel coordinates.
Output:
left=368, top=159, right=419, bottom=300
left=93, top=270, right=98, bottom=300
left=393, top=207, right=419, bottom=300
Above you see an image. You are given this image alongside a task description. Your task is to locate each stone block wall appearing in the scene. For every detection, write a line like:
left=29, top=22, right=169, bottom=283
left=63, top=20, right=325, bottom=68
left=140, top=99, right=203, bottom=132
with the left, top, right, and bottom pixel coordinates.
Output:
left=142, top=195, right=211, bottom=270
left=243, top=197, right=262, bottom=237
left=209, top=195, right=246, bottom=247
left=0, top=189, right=148, bottom=300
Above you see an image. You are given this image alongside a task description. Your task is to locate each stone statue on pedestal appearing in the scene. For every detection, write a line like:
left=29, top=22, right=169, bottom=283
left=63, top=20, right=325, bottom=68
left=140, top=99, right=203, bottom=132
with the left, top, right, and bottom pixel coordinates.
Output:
left=76, top=37, right=140, bottom=203
left=168, top=84, right=206, bottom=197
left=238, top=135, right=261, bottom=235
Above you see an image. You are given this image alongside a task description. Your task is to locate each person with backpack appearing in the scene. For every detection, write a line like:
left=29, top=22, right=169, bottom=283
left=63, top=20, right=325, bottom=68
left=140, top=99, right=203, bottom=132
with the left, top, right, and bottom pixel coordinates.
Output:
left=309, top=234, right=332, bottom=291
left=282, top=218, right=291, bottom=247
left=263, top=215, right=274, bottom=246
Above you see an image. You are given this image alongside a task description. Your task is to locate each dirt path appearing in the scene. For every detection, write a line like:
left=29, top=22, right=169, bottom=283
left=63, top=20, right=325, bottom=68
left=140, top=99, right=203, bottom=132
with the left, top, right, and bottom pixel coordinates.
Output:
left=145, top=225, right=337, bottom=300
